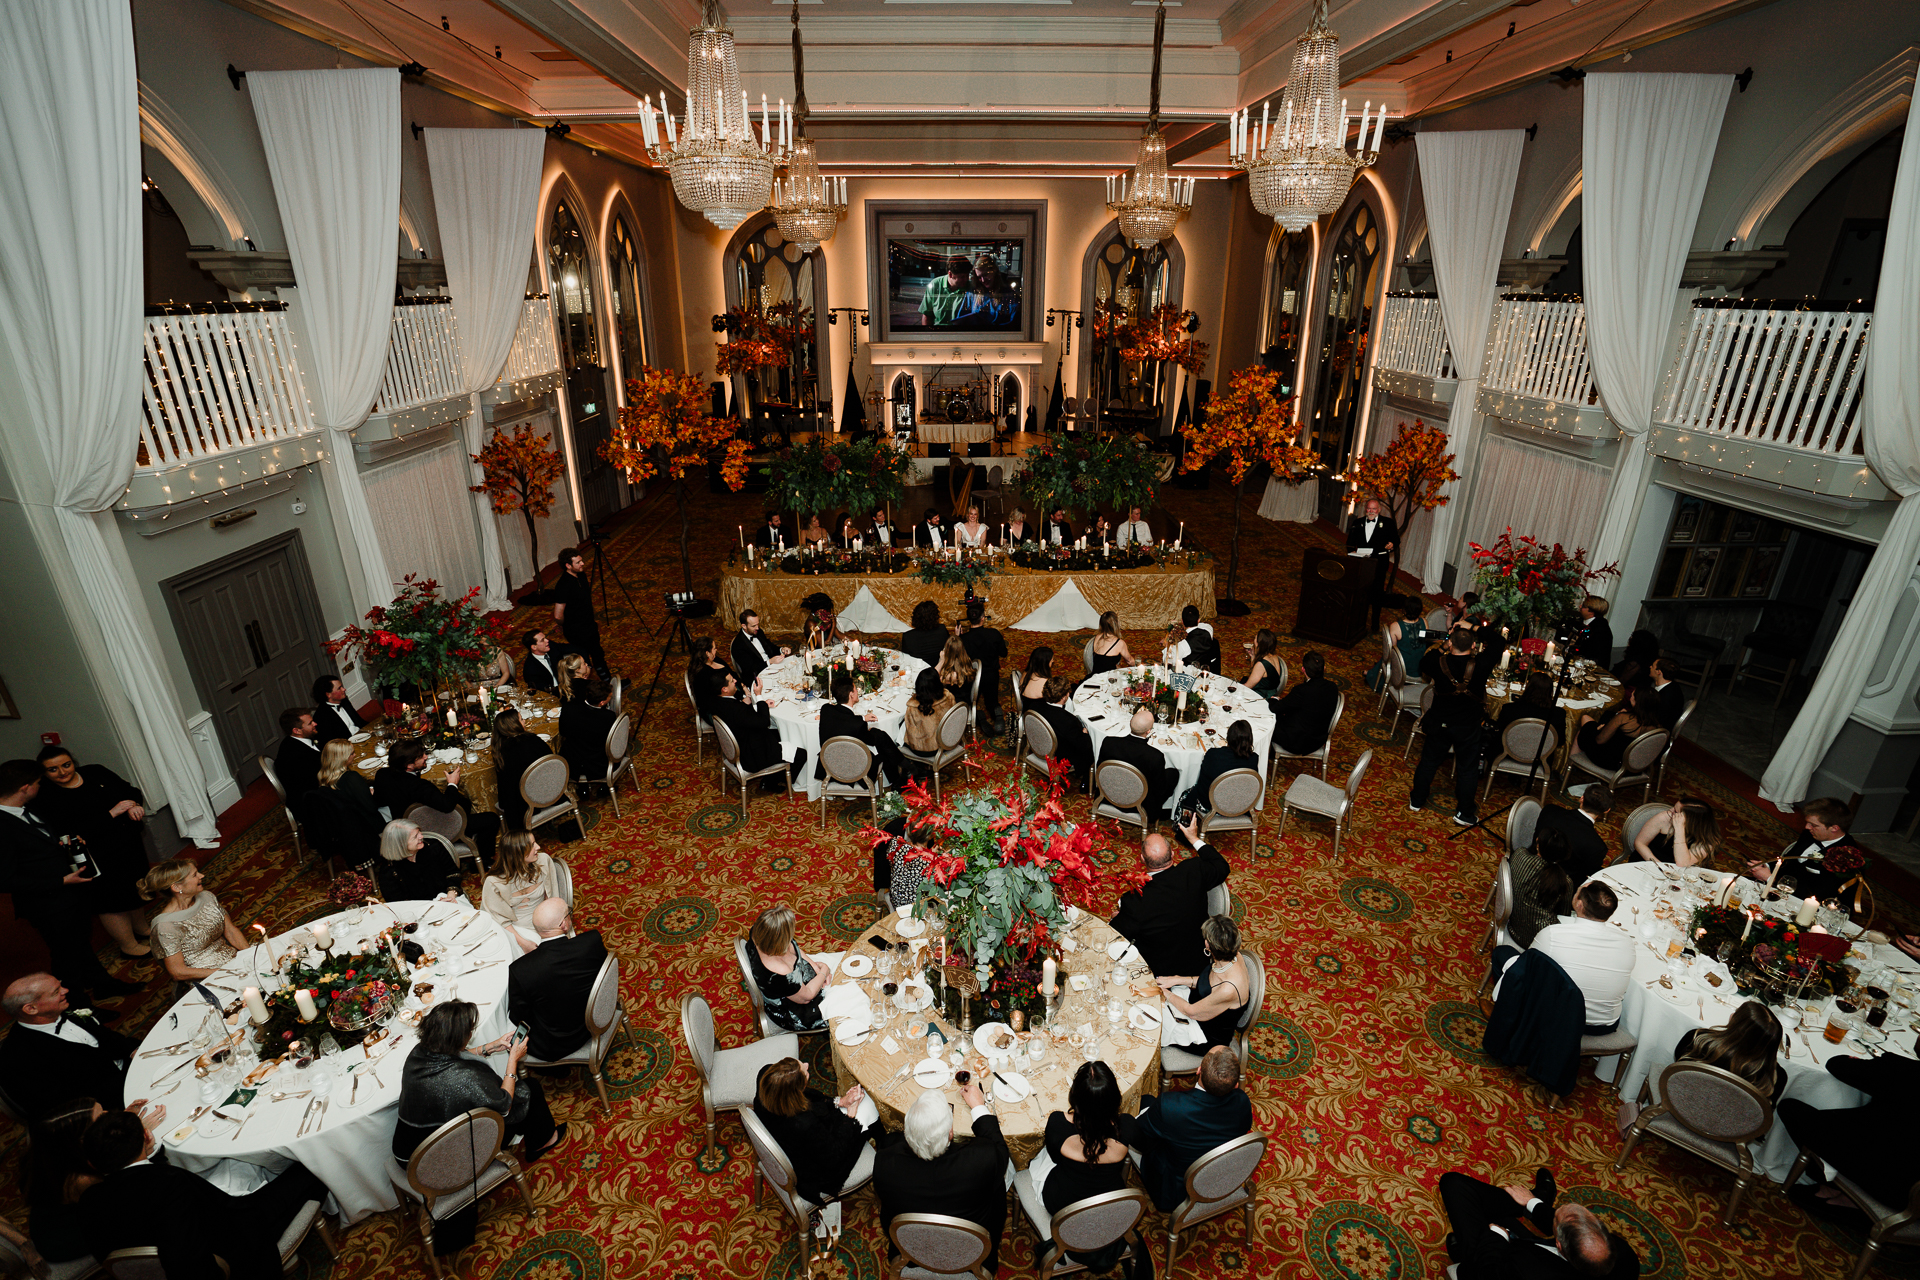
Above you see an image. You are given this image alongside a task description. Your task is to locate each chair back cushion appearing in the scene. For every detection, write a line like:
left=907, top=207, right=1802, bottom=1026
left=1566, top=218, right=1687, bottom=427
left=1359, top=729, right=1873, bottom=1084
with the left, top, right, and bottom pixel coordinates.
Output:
left=405, top=803, right=467, bottom=844
left=1187, top=1133, right=1266, bottom=1203
left=892, top=1215, right=990, bottom=1274
left=553, top=856, right=575, bottom=907
left=1498, top=717, right=1559, bottom=767
left=1343, top=749, right=1374, bottom=805
left=609, top=676, right=625, bottom=717
left=1023, top=711, right=1055, bottom=758
left=1425, top=607, right=1450, bottom=632
left=683, top=672, right=702, bottom=714
left=1096, top=760, right=1148, bottom=809
left=102, top=1250, right=168, bottom=1280
left=681, top=990, right=717, bottom=1078
left=738, top=1105, right=799, bottom=1198
left=1325, top=691, right=1346, bottom=743
left=1051, top=1189, right=1149, bottom=1252
left=733, top=938, right=769, bottom=1018
left=821, top=735, right=875, bottom=784
left=938, top=702, right=970, bottom=749
left=521, top=754, right=571, bottom=808
left=1208, top=768, right=1263, bottom=819
left=1508, top=798, right=1541, bottom=855
left=714, top=718, right=743, bottom=764
left=1620, top=803, right=1668, bottom=863
left=605, top=714, right=632, bottom=762
left=587, top=953, right=621, bottom=1038
left=411, top=1109, right=506, bottom=1194
left=1659, top=1062, right=1771, bottom=1142
left=1237, top=950, right=1265, bottom=1032
left=1386, top=643, right=1406, bottom=690
left=1622, top=730, right=1671, bottom=774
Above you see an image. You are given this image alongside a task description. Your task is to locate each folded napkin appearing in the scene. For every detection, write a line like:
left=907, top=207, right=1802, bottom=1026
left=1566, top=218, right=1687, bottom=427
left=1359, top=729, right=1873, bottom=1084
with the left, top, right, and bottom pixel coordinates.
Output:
left=1160, top=1001, right=1207, bottom=1047
left=819, top=984, right=871, bottom=1029
left=881, top=1036, right=902, bottom=1056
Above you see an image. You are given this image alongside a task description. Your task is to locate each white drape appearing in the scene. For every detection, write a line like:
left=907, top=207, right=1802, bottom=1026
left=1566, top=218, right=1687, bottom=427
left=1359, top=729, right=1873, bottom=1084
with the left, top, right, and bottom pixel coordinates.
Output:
left=1256, top=476, right=1317, bottom=522
left=1760, top=111, right=1920, bottom=810
left=1413, top=129, right=1526, bottom=590
left=0, top=0, right=218, bottom=840
left=249, top=68, right=401, bottom=614
left=363, top=442, right=487, bottom=600
left=1464, top=435, right=1612, bottom=567
left=1581, top=73, right=1732, bottom=576
left=423, top=128, right=546, bottom=610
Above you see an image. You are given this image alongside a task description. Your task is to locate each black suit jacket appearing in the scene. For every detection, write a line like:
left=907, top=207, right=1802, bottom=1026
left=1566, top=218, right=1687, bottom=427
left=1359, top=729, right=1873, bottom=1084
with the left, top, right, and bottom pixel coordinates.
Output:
left=1043, top=518, right=1074, bottom=545
left=560, top=700, right=618, bottom=779
left=1532, top=805, right=1607, bottom=885
left=1099, top=732, right=1179, bottom=813
left=373, top=766, right=471, bottom=821
left=1190, top=746, right=1260, bottom=810
left=81, top=1162, right=269, bottom=1279
left=874, top=1112, right=1010, bottom=1273
left=1272, top=676, right=1339, bottom=754
left=1779, top=831, right=1872, bottom=903
left=0, top=1016, right=135, bottom=1117
left=273, top=736, right=322, bottom=799
left=1032, top=701, right=1093, bottom=778
left=1346, top=513, right=1398, bottom=555
left=711, top=696, right=788, bottom=772
left=816, top=702, right=894, bottom=780
left=899, top=625, right=950, bottom=669
left=732, top=630, right=782, bottom=686
left=313, top=699, right=365, bottom=743
left=1182, top=625, right=1222, bottom=674
left=754, top=522, right=786, bottom=548
left=0, top=809, right=78, bottom=922
left=1653, top=681, right=1686, bottom=730
left=522, top=650, right=566, bottom=693
left=1109, top=841, right=1230, bottom=978
left=1572, top=615, right=1614, bottom=666
left=1132, top=1085, right=1253, bottom=1212
left=507, top=930, right=608, bottom=1060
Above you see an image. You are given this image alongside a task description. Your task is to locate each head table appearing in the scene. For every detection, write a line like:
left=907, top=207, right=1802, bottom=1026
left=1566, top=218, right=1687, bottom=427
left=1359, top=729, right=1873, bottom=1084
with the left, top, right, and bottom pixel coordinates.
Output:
left=1588, top=860, right=1920, bottom=1183
left=756, top=647, right=928, bottom=802
left=1069, top=666, right=1277, bottom=807
left=123, top=899, right=518, bottom=1223
left=345, top=690, right=563, bottom=814
left=824, top=906, right=1162, bottom=1167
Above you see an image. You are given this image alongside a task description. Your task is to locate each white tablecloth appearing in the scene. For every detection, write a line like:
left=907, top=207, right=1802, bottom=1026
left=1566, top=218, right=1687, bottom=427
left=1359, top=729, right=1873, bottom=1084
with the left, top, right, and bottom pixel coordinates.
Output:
left=908, top=452, right=1030, bottom=484
left=1256, top=474, right=1317, bottom=522
left=1067, top=667, right=1276, bottom=809
left=1588, top=861, right=1920, bottom=1182
left=914, top=421, right=995, bottom=445
left=758, top=647, right=930, bottom=801
left=125, top=899, right=517, bottom=1222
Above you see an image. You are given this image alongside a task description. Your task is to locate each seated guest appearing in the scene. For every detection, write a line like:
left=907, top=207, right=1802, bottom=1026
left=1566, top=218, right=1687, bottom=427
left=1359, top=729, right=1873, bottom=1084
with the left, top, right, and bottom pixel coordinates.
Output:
left=731, top=609, right=790, bottom=686
left=745, top=904, right=832, bottom=1034
left=1779, top=1036, right=1920, bottom=1210
left=1671, top=1001, right=1788, bottom=1103
left=1019, top=646, right=1054, bottom=703
left=1242, top=628, right=1285, bottom=703
left=1086, top=612, right=1134, bottom=678
left=688, top=635, right=736, bottom=712
left=904, top=669, right=958, bottom=757
left=1174, top=604, right=1220, bottom=673
left=483, top=830, right=561, bottom=953
left=959, top=599, right=1009, bottom=736
left=1613, top=628, right=1662, bottom=685
left=141, top=860, right=246, bottom=987
left=1110, top=815, right=1227, bottom=979
left=1750, top=797, right=1870, bottom=904
left=1533, top=785, right=1612, bottom=885
left=560, top=679, right=618, bottom=782
left=899, top=600, right=949, bottom=667
left=702, top=669, right=806, bottom=786
left=1157, top=915, right=1250, bottom=1049
left=374, top=819, right=465, bottom=904
left=1114, top=505, right=1153, bottom=549
left=753, top=1057, right=882, bottom=1208
left=1034, top=1062, right=1136, bottom=1268
left=876, top=1084, right=1009, bottom=1274
left=799, top=591, right=841, bottom=647
left=819, top=673, right=910, bottom=788
left=866, top=508, right=896, bottom=547
left=1573, top=682, right=1661, bottom=772
left=1570, top=595, right=1614, bottom=665
left=1043, top=507, right=1073, bottom=546
left=1004, top=507, right=1030, bottom=545
left=375, top=737, right=501, bottom=864
left=1365, top=597, right=1429, bottom=692
left=1496, top=883, right=1635, bottom=1035
left=1131, top=1046, right=1253, bottom=1212
left=799, top=513, right=831, bottom=549
left=1270, top=651, right=1337, bottom=756
left=556, top=652, right=592, bottom=705
left=936, top=634, right=976, bottom=698
left=754, top=512, right=786, bottom=549
left=1033, top=675, right=1094, bottom=788
left=1437, top=1164, right=1638, bottom=1278
left=1648, top=656, right=1686, bottom=728
left=479, top=644, right=516, bottom=689
left=311, top=674, right=364, bottom=742
left=1098, top=707, right=1181, bottom=821
left=81, top=1108, right=331, bottom=1279
left=26, top=1097, right=163, bottom=1266
left=491, top=709, right=550, bottom=830
left=0, top=975, right=136, bottom=1117
left=954, top=505, right=991, bottom=548
left=1445, top=591, right=1480, bottom=628
left=1633, top=796, right=1722, bottom=868
left=1180, top=718, right=1259, bottom=822
left=308, top=739, right=384, bottom=869
left=834, top=514, right=861, bottom=550
left=872, top=814, right=916, bottom=905
left=1507, top=821, right=1581, bottom=949
left=506, top=898, right=606, bottom=1060
left=521, top=628, right=569, bottom=693
left=272, top=706, right=323, bottom=798
left=921, top=508, right=948, bottom=552
left=1493, top=672, right=1558, bottom=737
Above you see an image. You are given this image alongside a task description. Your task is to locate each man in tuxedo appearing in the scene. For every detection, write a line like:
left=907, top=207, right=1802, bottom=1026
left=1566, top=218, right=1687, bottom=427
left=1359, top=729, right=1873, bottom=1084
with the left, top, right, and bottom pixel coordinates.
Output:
left=373, top=739, right=500, bottom=864
left=560, top=679, right=619, bottom=782
left=310, top=675, right=364, bottom=743
left=1533, top=786, right=1613, bottom=885
left=1099, top=708, right=1182, bottom=822
left=702, top=669, right=806, bottom=787
left=1110, top=815, right=1229, bottom=978
left=1437, top=1165, right=1639, bottom=1278
left=1571, top=596, right=1614, bottom=666
left=522, top=629, right=572, bottom=693
left=1173, top=605, right=1220, bottom=673
left=1409, top=625, right=1500, bottom=827
left=272, top=708, right=322, bottom=799
left=0, top=973, right=137, bottom=1117
left=754, top=512, right=787, bottom=549
left=876, top=1084, right=1010, bottom=1274
left=866, top=508, right=895, bottom=547
left=959, top=599, right=1008, bottom=735
left=1131, top=1046, right=1254, bottom=1211
left=0, top=761, right=133, bottom=1003
left=818, top=673, right=909, bottom=787
left=1649, top=657, right=1686, bottom=729
left=1346, top=498, right=1399, bottom=627
left=1043, top=507, right=1073, bottom=547
left=551, top=547, right=606, bottom=677
left=1271, top=650, right=1337, bottom=754
left=80, top=1109, right=330, bottom=1280
left=1033, top=676, right=1094, bottom=790
left=731, top=610, right=790, bottom=686
left=506, top=898, right=608, bottom=1060
left=1747, top=797, right=1869, bottom=903
left=1115, top=505, right=1153, bottom=549
left=922, top=508, right=947, bottom=552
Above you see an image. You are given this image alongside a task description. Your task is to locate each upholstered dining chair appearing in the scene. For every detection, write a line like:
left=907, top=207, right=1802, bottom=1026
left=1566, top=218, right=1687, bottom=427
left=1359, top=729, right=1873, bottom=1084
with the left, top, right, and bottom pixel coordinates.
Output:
left=888, top=1213, right=995, bottom=1280
left=405, top=803, right=480, bottom=874
left=1162, top=949, right=1265, bottom=1080
left=518, top=754, right=580, bottom=839
left=1022, top=711, right=1058, bottom=783
left=1010, top=1183, right=1152, bottom=1280
left=1271, top=692, right=1344, bottom=781
left=1093, top=759, right=1152, bottom=835
left=819, top=735, right=879, bottom=830
left=1481, top=717, right=1560, bottom=803
left=1616, top=1061, right=1772, bottom=1225
left=1128, top=1132, right=1267, bottom=1276
left=901, top=703, right=970, bottom=800
left=739, top=1107, right=875, bottom=1260
left=387, top=1108, right=536, bottom=1278
left=1199, top=768, right=1265, bottom=845
left=684, top=671, right=717, bottom=762
left=1783, top=1147, right=1920, bottom=1278
left=679, top=990, right=800, bottom=1158
left=1562, top=728, right=1670, bottom=805
left=713, top=719, right=794, bottom=818
left=1277, top=750, right=1373, bottom=860
left=598, top=713, right=638, bottom=817
left=520, top=953, right=634, bottom=1112
left=1506, top=796, right=1541, bottom=859
left=1616, top=802, right=1669, bottom=867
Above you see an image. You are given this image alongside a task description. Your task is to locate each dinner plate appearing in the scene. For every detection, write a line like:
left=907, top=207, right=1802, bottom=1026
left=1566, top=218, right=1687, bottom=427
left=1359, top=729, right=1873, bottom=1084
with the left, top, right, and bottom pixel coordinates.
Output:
left=973, top=1021, right=1017, bottom=1057
left=1128, top=1004, right=1164, bottom=1033
left=349, top=732, right=371, bottom=743
left=840, top=954, right=874, bottom=978
left=988, top=1070, right=1032, bottom=1103
left=895, top=917, right=927, bottom=938
left=912, top=1059, right=951, bottom=1087
left=835, top=1023, right=872, bottom=1047
left=893, top=982, right=934, bottom=1012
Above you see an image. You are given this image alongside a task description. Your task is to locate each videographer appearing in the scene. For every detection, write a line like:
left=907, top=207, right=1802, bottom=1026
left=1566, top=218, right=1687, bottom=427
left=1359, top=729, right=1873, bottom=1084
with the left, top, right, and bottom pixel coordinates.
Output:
left=552, top=545, right=606, bottom=678
left=1408, top=623, right=1500, bottom=827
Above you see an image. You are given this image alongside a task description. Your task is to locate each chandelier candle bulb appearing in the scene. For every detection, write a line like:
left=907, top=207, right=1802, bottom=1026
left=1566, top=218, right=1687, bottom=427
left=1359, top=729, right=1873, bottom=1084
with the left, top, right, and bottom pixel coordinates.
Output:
left=1372, top=109, right=1386, bottom=153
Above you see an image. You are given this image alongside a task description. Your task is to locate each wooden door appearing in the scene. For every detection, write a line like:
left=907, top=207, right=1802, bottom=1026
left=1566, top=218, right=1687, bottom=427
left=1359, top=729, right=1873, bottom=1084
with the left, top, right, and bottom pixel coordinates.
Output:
left=164, top=532, right=330, bottom=787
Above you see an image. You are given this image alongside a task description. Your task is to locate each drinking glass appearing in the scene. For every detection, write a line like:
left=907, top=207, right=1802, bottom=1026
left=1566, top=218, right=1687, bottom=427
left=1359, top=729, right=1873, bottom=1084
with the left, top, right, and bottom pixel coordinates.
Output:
left=1825, top=997, right=1859, bottom=1045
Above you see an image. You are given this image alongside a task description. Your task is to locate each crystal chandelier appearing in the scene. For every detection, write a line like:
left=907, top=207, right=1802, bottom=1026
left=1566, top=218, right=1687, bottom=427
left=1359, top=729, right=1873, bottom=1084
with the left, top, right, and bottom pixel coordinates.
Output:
left=1229, top=0, right=1385, bottom=232
left=768, top=0, right=847, bottom=254
left=1106, top=0, right=1192, bottom=249
left=638, top=0, right=786, bottom=230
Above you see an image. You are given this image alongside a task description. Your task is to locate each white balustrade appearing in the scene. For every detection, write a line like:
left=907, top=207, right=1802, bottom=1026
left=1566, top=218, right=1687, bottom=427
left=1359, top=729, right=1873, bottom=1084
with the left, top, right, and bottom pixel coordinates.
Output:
left=139, top=308, right=316, bottom=473
left=374, top=300, right=465, bottom=414
left=1481, top=298, right=1596, bottom=407
left=1374, top=294, right=1455, bottom=380
left=495, top=295, right=561, bottom=386
left=1655, top=305, right=1871, bottom=456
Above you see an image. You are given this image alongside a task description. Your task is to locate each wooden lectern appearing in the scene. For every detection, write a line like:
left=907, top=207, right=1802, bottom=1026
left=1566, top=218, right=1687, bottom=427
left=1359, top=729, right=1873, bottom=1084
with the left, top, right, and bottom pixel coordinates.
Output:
left=1294, top=546, right=1375, bottom=649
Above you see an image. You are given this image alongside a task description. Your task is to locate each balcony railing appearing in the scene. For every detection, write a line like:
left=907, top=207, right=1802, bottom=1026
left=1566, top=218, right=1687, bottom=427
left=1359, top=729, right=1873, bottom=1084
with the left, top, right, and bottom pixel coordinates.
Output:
left=1374, top=294, right=1456, bottom=380
left=495, top=295, right=561, bottom=387
left=373, top=297, right=464, bottom=415
left=1482, top=297, right=1596, bottom=406
left=1655, top=302, right=1870, bottom=456
left=139, top=304, right=316, bottom=473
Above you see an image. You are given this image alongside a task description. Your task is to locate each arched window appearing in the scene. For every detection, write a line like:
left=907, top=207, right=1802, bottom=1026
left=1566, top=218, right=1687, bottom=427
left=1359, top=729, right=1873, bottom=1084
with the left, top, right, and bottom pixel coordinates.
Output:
left=547, top=199, right=600, bottom=371
left=728, top=219, right=827, bottom=413
left=1086, top=231, right=1175, bottom=429
left=607, top=215, right=649, bottom=383
left=1262, top=231, right=1313, bottom=390
left=1308, top=203, right=1380, bottom=471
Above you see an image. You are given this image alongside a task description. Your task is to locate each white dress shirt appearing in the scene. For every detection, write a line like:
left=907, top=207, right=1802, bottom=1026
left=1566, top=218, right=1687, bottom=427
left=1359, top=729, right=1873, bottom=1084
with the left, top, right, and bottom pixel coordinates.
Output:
left=1116, top=520, right=1152, bottom=548
left=874, top=524, right=892, bottom=546
left=18, top=1016, right=100, bottom=1050
left=1528, top=914, right=1636, bottom=1026
left=926, top=524, right=945, bottom=550
left=324, top=702, right=358, bottom=735
left=741, top=631, right=775, bottom=662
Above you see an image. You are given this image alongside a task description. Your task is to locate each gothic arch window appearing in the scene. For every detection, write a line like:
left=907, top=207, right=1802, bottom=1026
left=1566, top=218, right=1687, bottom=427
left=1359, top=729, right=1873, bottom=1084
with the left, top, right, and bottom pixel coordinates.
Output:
left=726, top=217, right=829, bottom=412
left=1081, top=226, right=1183, bottom=428
left=547, top=198, right=600, bottom=371
left=607, top=214, right=650, bottom=383
left=1262, top=230, right=1314, bottom=392
left=1307, top=202, right=1381, bottom=469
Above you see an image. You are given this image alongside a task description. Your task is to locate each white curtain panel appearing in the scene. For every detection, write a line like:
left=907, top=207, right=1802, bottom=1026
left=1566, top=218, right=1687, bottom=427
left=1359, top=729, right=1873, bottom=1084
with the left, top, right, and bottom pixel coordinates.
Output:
left=1413, top=129, right=1527, bottom=590
left=423, top=127, right=546, bottom=610
left=363, top=441, right=487, bottom=601
left=249, top=68, right=401, bottom=614
left=1256, top=475, right=1317, bottom=522
left=1760, top=113, right=1920, bottom=810
left=1581, top=72, right=1732, bottom=576
left=0, top=0, right=218, bottom=840
left=1464, top=436, right=1611, bottom=576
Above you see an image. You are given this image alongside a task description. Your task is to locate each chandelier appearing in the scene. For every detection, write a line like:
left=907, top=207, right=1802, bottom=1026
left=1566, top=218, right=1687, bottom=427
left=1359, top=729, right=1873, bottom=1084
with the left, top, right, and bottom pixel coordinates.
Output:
left=1106, top=0, right=1192, bottom=249
left=1230, top=0, right=1385, bottom=232
left=638, top=0, right=786, bottom=230
left=768, top=0, right=847, bottom=254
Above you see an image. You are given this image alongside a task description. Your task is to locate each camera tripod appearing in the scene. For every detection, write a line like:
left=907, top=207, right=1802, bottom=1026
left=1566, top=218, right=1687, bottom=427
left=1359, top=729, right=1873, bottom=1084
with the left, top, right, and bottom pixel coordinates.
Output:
left=579, top=521, right=645, bottom=632
left=1450, top=628, right=1576, bottom=851
left=631, top=605, right=699, bottom=744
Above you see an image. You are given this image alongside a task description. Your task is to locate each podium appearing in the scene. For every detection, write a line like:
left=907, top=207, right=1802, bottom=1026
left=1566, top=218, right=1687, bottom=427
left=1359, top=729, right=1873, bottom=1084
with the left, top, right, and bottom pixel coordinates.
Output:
left=1294, top=547, right=1375, bottom=649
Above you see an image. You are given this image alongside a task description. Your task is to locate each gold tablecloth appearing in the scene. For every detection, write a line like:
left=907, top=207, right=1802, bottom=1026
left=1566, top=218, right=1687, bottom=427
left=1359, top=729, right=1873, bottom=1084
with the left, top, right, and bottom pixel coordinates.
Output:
left=1482, top=666, right=1622, bottom=771
left=828, top=911, right=1161, bottom=1167
left=720, top=562, right=1215, bottom=634
left=346, top=691, right=562, bottom=813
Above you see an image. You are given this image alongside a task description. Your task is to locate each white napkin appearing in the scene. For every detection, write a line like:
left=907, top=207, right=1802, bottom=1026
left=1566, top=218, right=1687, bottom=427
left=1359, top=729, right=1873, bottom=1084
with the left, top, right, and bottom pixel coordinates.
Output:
left=1160, top=1001, right=1207, bottom=1047
left=819, top=984, right=871, bottom=1028
left=431, top=747, right=463, bottom=764
left=881, top=1036, right=902, bottom=1056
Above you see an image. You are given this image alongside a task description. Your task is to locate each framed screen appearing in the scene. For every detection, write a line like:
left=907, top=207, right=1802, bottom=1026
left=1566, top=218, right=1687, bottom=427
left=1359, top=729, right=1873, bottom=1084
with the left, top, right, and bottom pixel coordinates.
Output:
left=867, top=202, right=1046, bottom=343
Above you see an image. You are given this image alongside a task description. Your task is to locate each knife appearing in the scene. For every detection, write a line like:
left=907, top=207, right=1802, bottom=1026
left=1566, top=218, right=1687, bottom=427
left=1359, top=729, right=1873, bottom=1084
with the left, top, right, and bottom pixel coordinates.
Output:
left=312, top=1099, right=329, bottom=1131
left=296, top=1098, right=317, bottom=1136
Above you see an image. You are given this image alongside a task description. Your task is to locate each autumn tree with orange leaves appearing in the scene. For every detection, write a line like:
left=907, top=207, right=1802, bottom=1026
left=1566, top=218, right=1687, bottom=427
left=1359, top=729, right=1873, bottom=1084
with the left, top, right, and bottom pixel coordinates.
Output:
left=1180, top=366, right=1318, bottom=612
left=1348, top=418, right=1458, bottom=589
left=603, top=365, right=751, bottom=594
left=470, top=422, right=569, bottom=577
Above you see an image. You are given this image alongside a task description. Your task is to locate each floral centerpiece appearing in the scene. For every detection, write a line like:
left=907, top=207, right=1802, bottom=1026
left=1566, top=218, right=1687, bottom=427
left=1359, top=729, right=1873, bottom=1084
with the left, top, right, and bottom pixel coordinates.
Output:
left=249, top=922, right=416, bottom=1054
left=1688, top=903, right=1850, bottom=1002
left=1019, top=431, right=1162, bottom=519
left=326, top=576, right=509, bottom=718
left=759, top=433, right=915, bottom=526
left=810, top=650, right=887, bottom=697
left=1467, top=528, right=1619, bottom=636
left=769, top=546, right=912, bottom=576
left=916, top=557, right=996, bottom=591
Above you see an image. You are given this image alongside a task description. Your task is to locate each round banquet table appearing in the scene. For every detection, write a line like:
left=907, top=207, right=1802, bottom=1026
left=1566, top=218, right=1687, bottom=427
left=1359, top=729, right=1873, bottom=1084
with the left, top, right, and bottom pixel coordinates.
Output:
left=1587, top=860, right=1920, bottom=1183
left=755, top=646, right=928, bottom=802
left=826, top=909, right=1162, bottom=1167
left=1482, top=660, right=1621, bottom=770
left=1068, top=666, right=1277, bottom=805
left=122, top=899, right=518, bottom=1222
left=345, top=690, right=562, bottom=813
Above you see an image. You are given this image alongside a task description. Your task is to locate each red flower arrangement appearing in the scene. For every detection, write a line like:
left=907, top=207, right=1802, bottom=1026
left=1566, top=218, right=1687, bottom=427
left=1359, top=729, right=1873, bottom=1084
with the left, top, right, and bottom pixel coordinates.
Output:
left=1467, top=528, right=1619, bottom=634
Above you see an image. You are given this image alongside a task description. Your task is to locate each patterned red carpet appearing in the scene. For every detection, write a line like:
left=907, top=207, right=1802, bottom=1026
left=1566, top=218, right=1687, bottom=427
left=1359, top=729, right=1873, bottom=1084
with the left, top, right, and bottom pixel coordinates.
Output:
left=2, top=476, right=1910, bottom=1279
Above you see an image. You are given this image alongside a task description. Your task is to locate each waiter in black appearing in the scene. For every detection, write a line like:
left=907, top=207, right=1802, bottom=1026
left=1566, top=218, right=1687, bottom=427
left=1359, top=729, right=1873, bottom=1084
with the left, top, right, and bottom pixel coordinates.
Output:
left=1346, top=498, right=1399, bottom=627
left=551, top=546, right=606, bottom=677
left=0, top=760, right=136, bottom=1003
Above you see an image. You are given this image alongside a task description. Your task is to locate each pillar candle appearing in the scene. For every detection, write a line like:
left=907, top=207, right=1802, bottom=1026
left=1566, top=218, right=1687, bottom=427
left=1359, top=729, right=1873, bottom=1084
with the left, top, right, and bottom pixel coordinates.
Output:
left=1042, top=956, right=1057, bottom=996
left=1795, top=896, right=1819, bottom=927
left=309, top=921, right=331, bottom=949
left=293, top=988, right=318, bottom=1021
left=446, top=707, right=457, bottom=728
left=242, top=986, right=269, bottom=1023
left=1742, top=909, right=1756, bottom=941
